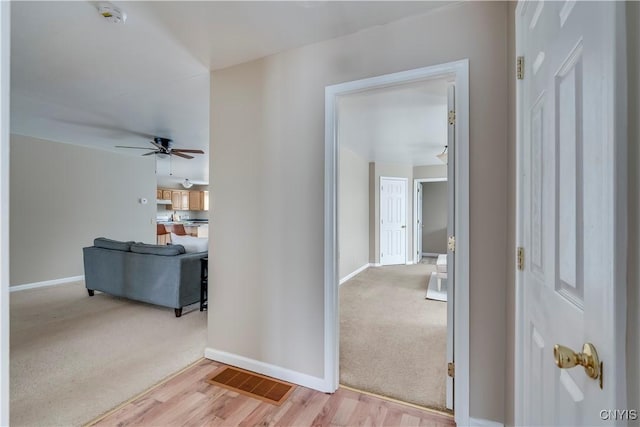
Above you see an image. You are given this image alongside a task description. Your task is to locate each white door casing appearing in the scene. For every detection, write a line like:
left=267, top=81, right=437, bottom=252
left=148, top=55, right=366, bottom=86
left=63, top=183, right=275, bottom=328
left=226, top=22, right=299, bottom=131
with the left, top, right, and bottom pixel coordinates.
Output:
left=325, top=60, right=470, bottom=425
left=515, top=2, right=627, bottom=425
left=417, top=183, right=423, bottom=262
left=380, top=177, right=407, bottom=266
left=446, top=83, right=455, bottom=411
left=0, top=1, right=10, bottom=424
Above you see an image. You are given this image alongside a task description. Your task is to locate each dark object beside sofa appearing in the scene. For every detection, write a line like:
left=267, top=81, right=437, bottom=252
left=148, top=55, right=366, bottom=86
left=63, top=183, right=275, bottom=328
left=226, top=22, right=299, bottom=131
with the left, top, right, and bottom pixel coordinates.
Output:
left=83, top=237, right=207, bottom=317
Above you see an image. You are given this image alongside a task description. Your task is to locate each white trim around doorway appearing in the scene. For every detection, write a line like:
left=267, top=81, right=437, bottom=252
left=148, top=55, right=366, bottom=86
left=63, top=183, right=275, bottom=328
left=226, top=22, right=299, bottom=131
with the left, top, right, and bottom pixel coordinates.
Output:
left=0, top=1, right=10, bottom=424
left=324, top=59, right=470, bottom=426
left=413, top=177, right=448, bottom=265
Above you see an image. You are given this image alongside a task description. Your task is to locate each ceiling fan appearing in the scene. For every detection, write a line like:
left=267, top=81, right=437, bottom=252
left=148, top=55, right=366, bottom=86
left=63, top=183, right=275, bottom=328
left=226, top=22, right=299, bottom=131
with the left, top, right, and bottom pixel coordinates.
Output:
left=116, top=137, right=204, bottom=159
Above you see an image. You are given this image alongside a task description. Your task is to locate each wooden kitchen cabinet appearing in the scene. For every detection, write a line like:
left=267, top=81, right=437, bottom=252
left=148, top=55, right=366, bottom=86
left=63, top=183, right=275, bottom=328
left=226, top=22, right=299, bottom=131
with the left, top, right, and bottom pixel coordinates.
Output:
left=171, top=191, right=182, bottom=210
left=181, top=191, right=189, bottom=210
left=189, top=191, right=201, bottom=211
left=200, top=191, right=209, bottom=211
left=156, top=189, right=162, bottom=200
left=162, top=190, right=172, bottom=200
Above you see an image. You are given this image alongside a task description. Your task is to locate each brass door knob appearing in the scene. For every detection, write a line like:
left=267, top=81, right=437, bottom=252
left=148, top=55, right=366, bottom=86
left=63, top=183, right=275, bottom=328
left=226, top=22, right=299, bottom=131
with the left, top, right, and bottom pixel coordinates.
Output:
left=553, top=343, right=602, bottom=383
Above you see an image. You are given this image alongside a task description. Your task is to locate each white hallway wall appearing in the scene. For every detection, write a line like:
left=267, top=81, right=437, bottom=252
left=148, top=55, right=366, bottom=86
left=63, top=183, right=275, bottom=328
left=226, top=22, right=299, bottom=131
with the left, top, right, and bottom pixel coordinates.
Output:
left=209, top=2, right=508, bottom=422
left=338, top=146, right=369, bottom=279
left=421, top=181, right=448, bottom=254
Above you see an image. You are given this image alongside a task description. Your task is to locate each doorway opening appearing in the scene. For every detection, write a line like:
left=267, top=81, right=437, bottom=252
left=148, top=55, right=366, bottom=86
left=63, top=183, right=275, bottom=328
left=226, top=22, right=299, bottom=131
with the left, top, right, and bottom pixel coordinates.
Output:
left=324, top=59, right=469, bottom=424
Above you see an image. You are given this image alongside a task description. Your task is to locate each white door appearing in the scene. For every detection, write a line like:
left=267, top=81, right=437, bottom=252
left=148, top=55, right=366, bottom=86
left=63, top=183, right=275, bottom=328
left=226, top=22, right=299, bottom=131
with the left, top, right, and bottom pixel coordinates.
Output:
left=416, top=183, right=423, bottom=263
left=517, top=2, right=625, bottom=424
left=445, top=83, right=455, bottom=411
left=380, top=177, right=407, bottom=266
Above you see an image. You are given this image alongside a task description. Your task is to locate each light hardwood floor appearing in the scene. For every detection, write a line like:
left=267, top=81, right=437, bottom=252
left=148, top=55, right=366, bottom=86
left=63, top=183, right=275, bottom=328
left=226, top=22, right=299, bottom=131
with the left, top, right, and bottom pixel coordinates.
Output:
left=90, top=358, right=455, bottom=427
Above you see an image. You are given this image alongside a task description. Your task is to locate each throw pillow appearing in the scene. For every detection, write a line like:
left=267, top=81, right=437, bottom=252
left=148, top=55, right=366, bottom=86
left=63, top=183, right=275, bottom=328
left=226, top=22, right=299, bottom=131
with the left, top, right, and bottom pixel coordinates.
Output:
left=170, top=233, right=208, bottom=253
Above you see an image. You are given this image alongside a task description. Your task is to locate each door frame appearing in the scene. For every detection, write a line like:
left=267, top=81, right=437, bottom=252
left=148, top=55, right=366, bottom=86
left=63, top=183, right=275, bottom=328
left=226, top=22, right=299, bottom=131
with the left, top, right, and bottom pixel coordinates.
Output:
left=514, top=2, right=629, bottom=424
left=379, top=176, right=408, bottom=266
left=324, top=59, right=470, bottom=425
left=413, top=177, right=447, bottom=264
left=0, top=1, right=10, bottom=424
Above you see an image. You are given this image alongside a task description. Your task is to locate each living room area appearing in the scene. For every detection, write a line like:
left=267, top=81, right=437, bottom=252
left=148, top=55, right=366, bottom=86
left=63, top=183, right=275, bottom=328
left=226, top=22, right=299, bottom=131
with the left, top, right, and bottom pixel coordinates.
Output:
left=8, top=2, right=213, bottom=423
left=9, top=126, right=210, bottom=426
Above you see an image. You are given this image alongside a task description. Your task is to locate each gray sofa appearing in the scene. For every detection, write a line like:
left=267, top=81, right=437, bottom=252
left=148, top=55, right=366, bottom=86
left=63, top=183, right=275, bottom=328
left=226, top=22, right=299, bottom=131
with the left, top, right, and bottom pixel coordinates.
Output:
left=83, top=237, right=207, bottom=317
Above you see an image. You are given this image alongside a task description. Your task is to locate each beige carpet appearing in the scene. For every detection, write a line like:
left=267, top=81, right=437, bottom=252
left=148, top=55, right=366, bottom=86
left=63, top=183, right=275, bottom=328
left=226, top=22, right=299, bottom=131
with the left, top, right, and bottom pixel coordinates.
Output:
left=339, top=261, right=447, bottom=410
left=10, top=281, right=207, bottom=427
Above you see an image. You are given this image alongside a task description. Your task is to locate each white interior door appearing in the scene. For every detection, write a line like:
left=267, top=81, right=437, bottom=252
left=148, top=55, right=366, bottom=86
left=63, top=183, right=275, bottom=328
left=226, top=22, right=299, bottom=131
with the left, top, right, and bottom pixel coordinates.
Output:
left=445, top=83, right=455, bottom=411
left=518, top=2, right=625, bottom=424
left=380, top=177, right=407, bottom=266
left=416, top=183, right=423, bottom=263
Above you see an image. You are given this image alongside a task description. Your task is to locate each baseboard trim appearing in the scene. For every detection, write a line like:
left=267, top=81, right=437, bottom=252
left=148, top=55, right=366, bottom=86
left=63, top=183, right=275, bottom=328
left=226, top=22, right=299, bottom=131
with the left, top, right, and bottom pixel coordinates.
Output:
left=339, top=263, right=369, bottom=285
left=10, top=275, right=84, bottom=292
left=468, top=417, right=504, bottom=427
left=204, top=347, right=329, bottom=392
left=422, top=252, right=443, bottom=257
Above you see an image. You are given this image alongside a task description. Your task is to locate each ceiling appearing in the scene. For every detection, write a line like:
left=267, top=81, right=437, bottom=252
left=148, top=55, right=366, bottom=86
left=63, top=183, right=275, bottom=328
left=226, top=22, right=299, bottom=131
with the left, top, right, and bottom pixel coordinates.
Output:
left=10, top=1, right=453, bottom=185
left=338, top=78, right=449, bottom=166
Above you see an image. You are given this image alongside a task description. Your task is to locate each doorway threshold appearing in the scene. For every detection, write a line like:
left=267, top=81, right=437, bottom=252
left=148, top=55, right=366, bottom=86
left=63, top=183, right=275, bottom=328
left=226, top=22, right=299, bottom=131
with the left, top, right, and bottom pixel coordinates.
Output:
left=339, top=384, right=454, bottom=418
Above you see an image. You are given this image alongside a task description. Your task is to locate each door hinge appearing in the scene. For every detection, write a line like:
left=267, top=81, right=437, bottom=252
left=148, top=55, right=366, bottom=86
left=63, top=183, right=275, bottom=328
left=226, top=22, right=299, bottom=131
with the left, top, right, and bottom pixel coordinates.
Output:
left=447, top=362, right=455, bottom=378
left=448, top=110, right=456, bottom=126
left=517, top=56, right=524, bottom=80
left=517, top=247, right=525, bottom=271
left=448, top=236, right=456, bottom=252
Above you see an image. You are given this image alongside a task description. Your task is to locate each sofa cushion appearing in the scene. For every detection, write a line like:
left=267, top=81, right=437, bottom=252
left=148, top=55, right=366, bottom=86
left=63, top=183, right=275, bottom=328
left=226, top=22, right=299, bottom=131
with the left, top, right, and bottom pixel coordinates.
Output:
left=94, top=237, right=134, bottom=252
left=170, top=233, right=208, bottom=253
left=130, top=243, right=186, bottom=256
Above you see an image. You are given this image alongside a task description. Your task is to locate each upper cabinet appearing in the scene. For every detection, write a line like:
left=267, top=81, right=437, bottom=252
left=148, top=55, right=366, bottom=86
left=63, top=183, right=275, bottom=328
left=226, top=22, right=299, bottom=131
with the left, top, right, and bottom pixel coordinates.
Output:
left=159, top=188, right=209, bottom=211
left=171, top=191, right=182, bottom=210
left=189, top=191, right=201, bottom=211
left=202, top=191, right=209, bottom=211
left=156, top=189, right=162, bottom=200
left=181, top=191, right=189, bottom=210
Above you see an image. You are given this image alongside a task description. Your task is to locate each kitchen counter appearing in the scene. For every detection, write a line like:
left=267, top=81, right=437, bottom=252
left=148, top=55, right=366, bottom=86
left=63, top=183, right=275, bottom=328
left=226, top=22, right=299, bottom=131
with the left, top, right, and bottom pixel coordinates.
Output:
left=158, top=222, right=209, bottom=239
left=158, top=221, right=208, bottom=227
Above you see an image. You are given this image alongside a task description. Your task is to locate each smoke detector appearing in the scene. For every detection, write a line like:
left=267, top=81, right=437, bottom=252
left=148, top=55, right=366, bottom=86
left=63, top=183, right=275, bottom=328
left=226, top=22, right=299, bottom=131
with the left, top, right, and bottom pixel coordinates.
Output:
left=97, top=3, right=126, bottom=24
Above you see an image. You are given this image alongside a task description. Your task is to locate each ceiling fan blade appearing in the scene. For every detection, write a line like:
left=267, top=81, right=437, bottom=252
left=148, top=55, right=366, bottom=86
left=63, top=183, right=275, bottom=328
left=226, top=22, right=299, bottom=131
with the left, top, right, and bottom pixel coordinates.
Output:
left=142, top=151, right=159, bottom=156
left=171, top=149, right=205, bottom=154
left=171, top=152, right=194, bottom=159
left=149, top=140, right=164, bottom=150
left=116, top=145, right=155, bottom=150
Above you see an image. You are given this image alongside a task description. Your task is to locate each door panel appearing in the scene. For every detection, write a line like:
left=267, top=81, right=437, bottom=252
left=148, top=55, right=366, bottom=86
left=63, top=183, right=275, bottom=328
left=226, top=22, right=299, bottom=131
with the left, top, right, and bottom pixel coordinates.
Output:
left=518, top=1, right=622, bottom=424
left=380, top=177, right=407, bottom=265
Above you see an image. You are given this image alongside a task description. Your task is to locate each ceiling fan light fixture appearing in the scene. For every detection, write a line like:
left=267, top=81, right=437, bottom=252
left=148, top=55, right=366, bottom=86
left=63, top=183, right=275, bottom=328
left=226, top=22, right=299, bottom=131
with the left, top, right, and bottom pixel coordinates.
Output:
left=436, top=145, right=448, bottom=164
left=97, top=3, right=127, bottom=24
left=182, top=179, right=193, bottom=189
